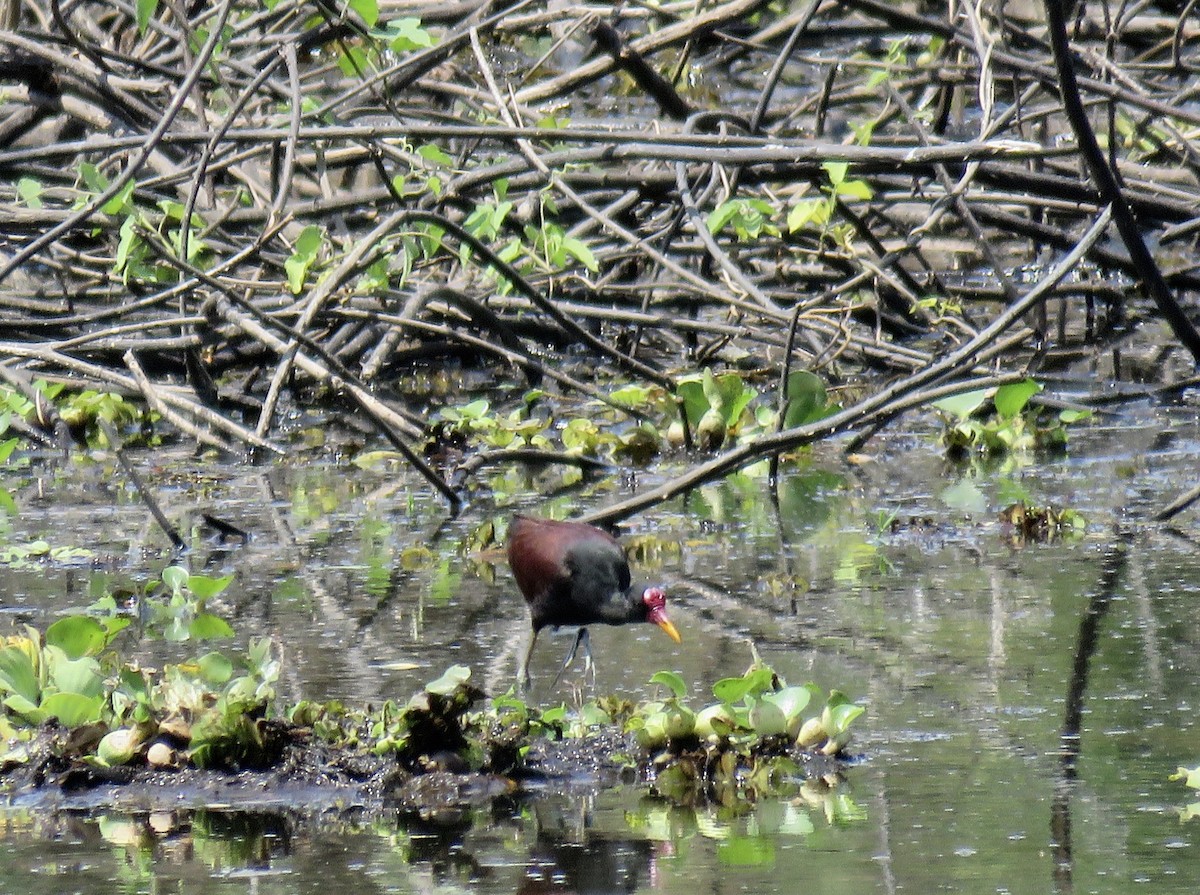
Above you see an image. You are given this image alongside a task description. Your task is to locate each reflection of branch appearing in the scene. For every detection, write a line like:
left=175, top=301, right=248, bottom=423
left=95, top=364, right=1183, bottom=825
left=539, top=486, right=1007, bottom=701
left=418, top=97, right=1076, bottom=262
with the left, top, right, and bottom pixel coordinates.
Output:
left=1051, top=534, right=1131, bottom=894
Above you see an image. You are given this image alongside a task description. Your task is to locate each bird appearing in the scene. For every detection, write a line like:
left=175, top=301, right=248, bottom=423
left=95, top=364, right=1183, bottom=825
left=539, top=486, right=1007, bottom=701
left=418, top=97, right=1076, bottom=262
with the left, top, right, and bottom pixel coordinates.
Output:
left=507, top=513, right=681, bottom=691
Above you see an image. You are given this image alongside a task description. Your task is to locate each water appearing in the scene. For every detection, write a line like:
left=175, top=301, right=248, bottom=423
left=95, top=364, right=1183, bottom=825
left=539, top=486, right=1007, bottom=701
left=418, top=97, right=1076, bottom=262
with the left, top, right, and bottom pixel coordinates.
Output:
left=2, top=401, right=1200, bottom=892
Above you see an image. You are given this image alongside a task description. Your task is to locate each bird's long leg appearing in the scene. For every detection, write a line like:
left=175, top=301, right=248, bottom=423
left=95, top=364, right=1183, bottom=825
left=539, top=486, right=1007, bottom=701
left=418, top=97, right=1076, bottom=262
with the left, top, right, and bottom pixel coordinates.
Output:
left=517, top=628, right=539, bottom=695
left=553, top=627, right=590, bottom=687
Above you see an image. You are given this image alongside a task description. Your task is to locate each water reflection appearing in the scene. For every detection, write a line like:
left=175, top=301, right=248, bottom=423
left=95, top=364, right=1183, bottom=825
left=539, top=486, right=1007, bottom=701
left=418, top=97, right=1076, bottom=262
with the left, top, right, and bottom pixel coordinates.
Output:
left=4, top=407, right=1200, bottom=891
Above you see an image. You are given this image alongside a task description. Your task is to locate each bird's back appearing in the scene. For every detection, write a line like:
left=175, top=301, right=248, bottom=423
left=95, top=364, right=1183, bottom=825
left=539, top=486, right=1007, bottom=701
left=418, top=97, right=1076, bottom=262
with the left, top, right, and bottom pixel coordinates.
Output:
left=508, top=515, right=637, bottom=630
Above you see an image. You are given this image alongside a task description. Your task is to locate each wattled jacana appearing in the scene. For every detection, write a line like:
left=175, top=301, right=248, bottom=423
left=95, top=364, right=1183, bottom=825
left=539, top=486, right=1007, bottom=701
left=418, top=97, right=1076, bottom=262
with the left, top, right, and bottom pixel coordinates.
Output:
left=507, top=514, right=681, bottom=690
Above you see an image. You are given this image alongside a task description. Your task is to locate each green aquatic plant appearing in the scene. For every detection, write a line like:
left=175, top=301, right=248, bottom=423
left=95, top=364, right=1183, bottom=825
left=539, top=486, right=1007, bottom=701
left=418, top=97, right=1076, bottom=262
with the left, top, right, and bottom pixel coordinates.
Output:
left=933, top=379, right=1091, bottom=458
left=1171, top=765, right=1200, bottom=821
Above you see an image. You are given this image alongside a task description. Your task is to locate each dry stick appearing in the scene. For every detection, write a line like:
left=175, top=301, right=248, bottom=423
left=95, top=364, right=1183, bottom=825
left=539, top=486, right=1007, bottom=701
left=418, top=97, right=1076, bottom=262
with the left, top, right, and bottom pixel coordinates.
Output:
left=0, top=0, right=234, bottom=285
left=334, top=307, right=647, bottom=415
left=124, top=350, right=238, bottom=454
left=579, top=204, right=1115, bottom=526
left=98, top=419, right=186, bottom=554
left=178, top=43, right=290, bottom=267
left=0, top=122, right=1067, bottom=168
left=466, top=35, right=767, bottom=381
left=514, top=0, right=772, bottom=105
left=212, top=297, right=461, bottom=508
left=0, top=342, right=286, bottom=453
left=0, top=364, right=71, bottom=451
left=1043, top=0, right=1200, bottom=364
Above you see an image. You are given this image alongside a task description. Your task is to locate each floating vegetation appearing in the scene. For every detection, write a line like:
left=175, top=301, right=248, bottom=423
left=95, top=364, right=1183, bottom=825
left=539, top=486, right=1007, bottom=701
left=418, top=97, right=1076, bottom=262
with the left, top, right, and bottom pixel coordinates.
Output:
left=933, top=379, right=1092, bottom=460
left=0, top=610, right=862, bottom=809
left=1172, top=765, right=1200, bottom=822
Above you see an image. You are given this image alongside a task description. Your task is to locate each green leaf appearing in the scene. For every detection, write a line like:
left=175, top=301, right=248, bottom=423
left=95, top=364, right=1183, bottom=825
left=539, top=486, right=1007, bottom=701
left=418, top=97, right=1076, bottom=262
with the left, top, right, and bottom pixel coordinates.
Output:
left=676, top=377, right=709, bottom=424
left=189, top=614, right=234, bottom=640
left=162, top=565, right=189, bottom=594
left=347, top=0, right=378, bottom=26
left=560, top=236, right=598, bottom=272
left=425, top=665, right=471, bottom=696
left=136, top=0, right=159, bottom=33
left=835, top=178, right=873, bottom=200
left=712, top=667, right=775, bottom=704
left=285, top=225, right=324, bottom=294
left=822, top=160, right=849, bottom=187
left=45, top=616, right=108, bottom=659
left=993, top=379, right=1042, bottom=419
left=1059, top=408, right=1093, bottom=424
left=45, top=647, right=104, bottom=697
left=40, top=692, right=104, bottom=726
left=417, top=144, right=453, bottom=166
left=3, top=693, right=45, bottom=724
left=931, top=388, right=989, bottom=420
left=824, top=701, right=864, bottom=735
left=609, top=384, right=653, bottom=408
left=649, top=670, right=687, bottom=699
left=1173, top=765, right=1200, bottom=790
left=383, top=17, right=435, bottom=52
left=16, top=177, right=42, bottom=209
left=79, top=163, right=107, bottom=193
left=783, top=370, right=829, bottom=429
left=101, top=179, right=136, bottom=216
left=787, top=198, right=827, bottom=232
left=197, top=651, right=234, bottom=685
left=0, top=645, right=40, bottom=705
left=187, top=573, right=234, bottom=600
left=706, top=201, right=742, bottom=235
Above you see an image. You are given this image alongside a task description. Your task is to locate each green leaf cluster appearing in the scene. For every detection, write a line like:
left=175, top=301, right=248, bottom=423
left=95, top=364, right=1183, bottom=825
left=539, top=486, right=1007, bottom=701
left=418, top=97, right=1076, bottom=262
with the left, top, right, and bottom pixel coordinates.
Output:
left=625, top=659, right=863, bottom=757
left=932, top=379, right=1091, bottom=458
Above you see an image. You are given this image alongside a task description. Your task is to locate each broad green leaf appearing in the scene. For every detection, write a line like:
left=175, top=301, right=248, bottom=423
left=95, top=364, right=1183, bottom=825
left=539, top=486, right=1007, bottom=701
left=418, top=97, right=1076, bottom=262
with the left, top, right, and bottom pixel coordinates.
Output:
left=783, top=370, right=829, bottom=429
left=425, top=665, right=471, bottom=696
left=4, top=693, right=45, bottom=724
left=16, top=177, right=42, bottom=209
left=931, top=388, right=989, bottom=420
left=187, top=573, right=234, bottom=600
left=787, top=198, right=828, bottom=232
left=649, top=670, right=687, bottom=699
left=706, top=200, right=742, bottom=235
left=824, top=701, right=864, bottom=735
left=712, top=667, right=774, bottom=704
left=162, top=565, right=189, bottom=594
left=45, top=647, right=103, bottom=697
left=40, top=692, right=104, bottom=726
left=189, top=613, right=234, bottom=640
left=835, top=178, right=873, bottom=200
left=46, top=616, right=107, bottom=659
left=197, top=651, right=234, bottom=685
left=0, top=645, right=39, bottom=705
left=417, top=144, right=453, bottom=166
left=609, top=384, right=653, bottom=408
left=994, top=379, right=1041, bottom=418
left=822, top=160, right=849, bottom=187
left=676, top=377, right=709, bottom=425
left=101, top=180, right=136, bottom=216
left=347, top=0, right=378, bottom=26
left=1173, top=765, right=1200, bottom=790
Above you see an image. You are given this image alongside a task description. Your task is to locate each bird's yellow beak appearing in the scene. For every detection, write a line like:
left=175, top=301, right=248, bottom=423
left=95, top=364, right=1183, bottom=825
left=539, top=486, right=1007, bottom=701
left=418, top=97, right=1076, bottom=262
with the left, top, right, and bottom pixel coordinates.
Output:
left=650, top=610, right=682, bottom=644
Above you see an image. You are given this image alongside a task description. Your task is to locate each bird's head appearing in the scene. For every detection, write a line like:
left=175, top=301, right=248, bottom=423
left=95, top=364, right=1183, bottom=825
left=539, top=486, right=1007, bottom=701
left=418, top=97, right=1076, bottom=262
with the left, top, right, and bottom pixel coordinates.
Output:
left=642, top=586, right=681, bottom=643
